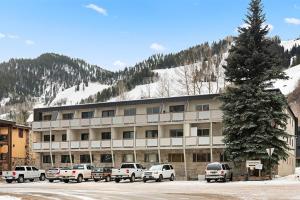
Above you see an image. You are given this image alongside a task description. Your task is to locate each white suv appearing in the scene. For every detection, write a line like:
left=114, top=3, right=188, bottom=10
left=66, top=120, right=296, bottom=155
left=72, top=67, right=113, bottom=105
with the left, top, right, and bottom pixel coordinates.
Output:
left=142, top=164, right=175, bottom=182
left=205, top=162, right=233, bottom=182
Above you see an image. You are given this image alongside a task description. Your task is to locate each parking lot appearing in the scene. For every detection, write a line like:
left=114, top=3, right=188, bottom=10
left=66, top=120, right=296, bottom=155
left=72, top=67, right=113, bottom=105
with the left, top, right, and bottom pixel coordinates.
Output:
left=0, top=179, right=300, bottom=200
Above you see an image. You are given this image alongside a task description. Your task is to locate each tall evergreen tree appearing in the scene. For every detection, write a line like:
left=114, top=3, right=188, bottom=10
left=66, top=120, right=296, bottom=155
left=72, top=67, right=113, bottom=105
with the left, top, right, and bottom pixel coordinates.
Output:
left=221, top=0, right=289, bottom=173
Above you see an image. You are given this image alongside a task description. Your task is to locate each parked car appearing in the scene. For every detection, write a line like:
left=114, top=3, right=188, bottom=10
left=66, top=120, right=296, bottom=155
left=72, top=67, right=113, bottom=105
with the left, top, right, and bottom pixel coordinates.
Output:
left=92, top=167, right=113, bottom=182
left=142, top=164, right=175, bottom=182
left=60, top=164, right=93, bottom=183
left=2, top=166, right=46, bottom=183
left=112, top=163, right=145, bottom=183
left=205, top=162, right=233, bottom=182
left=46, top=167, right=71, bottom=182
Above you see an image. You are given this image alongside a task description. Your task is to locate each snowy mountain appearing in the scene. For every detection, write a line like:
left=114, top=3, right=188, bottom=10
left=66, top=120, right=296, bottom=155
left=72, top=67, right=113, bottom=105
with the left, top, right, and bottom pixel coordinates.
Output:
left=281, top=38, right=300, bottom=51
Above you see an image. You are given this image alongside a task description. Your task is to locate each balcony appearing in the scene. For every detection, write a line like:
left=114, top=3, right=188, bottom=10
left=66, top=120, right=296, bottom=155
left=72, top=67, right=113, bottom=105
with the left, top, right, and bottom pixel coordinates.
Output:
left=32, top=110, right=223, bottom=130
left=32, top=136, right=224, bottom=151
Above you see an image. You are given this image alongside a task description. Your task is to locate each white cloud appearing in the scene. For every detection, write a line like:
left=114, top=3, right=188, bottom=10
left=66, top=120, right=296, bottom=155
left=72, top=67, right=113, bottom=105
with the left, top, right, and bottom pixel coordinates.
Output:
left=0, top=33, right=5, bottom=39
left=7, top=34, right=19, bottom=39
left=85, top=4, right=107, bottom=16
left=150, top=43, right=166, bottom=51
left=25, top=40, right=35, bottom=45
left=113, top=60, right=126, bottom=68
left=285, top=17, right=300, bottom=25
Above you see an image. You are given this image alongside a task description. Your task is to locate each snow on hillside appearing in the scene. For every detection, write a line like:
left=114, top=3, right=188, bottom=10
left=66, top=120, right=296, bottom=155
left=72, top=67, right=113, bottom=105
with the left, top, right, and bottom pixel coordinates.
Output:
left=273, top=64, right=300, bottom=95
left=49, top=82, right=110, bottom=106
left=281, top=39, right=300, bottom=51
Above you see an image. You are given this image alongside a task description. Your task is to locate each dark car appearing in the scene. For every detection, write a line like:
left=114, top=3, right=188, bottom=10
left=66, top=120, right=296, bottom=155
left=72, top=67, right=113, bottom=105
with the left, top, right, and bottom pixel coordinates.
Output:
left=92, top=167, right=113, bottom=182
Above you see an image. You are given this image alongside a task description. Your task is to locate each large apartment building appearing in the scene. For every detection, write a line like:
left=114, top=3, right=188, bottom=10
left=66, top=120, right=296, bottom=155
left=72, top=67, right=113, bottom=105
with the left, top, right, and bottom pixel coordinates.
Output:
left=0, top=119, right=31, bottom=172
left=31, top=92, right=297, bottom=179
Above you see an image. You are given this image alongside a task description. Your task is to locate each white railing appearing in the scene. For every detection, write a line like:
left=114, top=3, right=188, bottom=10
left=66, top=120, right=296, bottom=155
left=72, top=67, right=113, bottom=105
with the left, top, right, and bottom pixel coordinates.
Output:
left=32, top=136, right=223, bottom=151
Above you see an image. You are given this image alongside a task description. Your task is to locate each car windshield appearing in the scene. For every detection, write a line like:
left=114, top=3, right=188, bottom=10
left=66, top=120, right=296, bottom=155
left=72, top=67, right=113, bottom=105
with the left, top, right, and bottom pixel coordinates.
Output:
left=15, top=167, right=25, bottom=171
left=121, top=164, right=134, bottom=168
left=207, top=164, right=222, bottom=170
left=73, top=165, right=84, bottom=170
left=149, top=165, right=162, bottom=171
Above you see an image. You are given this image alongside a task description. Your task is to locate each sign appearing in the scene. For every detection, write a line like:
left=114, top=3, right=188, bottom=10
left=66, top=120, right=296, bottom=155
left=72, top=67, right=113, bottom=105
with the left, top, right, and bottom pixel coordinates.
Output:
left=266, top=148, right=274, bottom=156
left=255, top=164, right=263, bottom=170
left=246, top=160, right=261, bottom=168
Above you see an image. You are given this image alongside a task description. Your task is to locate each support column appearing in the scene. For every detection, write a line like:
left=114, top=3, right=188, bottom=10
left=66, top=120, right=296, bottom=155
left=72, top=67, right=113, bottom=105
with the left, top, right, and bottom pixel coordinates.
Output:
left=110, top=127, right=115, bottom=167
left=183, top=123, right=190, bottom=180
left=158, top=125, right=163, bottom=163
left=134, top=126, right=137, bottom=162
left=49, top=127, right=53, bottom=167
left=67, top=129, right=73, bottom=167
left=89, top=151, right=93, bottom=166
left=210, top=122, right=213, bottom=162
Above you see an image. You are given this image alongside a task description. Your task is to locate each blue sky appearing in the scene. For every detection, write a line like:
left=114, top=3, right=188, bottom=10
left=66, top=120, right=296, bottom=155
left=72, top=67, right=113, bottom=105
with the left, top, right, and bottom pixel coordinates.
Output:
left=0, top=0, right=299, bottom=71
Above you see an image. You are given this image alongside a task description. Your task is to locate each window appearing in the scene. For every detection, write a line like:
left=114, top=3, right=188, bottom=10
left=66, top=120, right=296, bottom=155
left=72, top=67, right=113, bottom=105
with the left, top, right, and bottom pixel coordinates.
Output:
left=81, top=133, right=89, bottom=141
left=43, top=114, right=52, bottom=121
left=136, top=164, right=143, bottom=169
left=26, top=167, right=32, bottom=171
left=44, top=135, right=55, bottom=142
left=101, top=154, right=112, bottom=163
left=62, top=113, right=74, bottom=120
left=147, top=107, right=160, bottom=114
left=169, top=105, right=185, bottom=113
left=193, top=153, right=211, bottom=162
left=62, top=134, right=67, bottom=141
left=220, top=153, right=228, bottom=162
left=101, top=132, right=111, bottom=140
left=121, top=163, right=135, bottom=168
left=15, top=167, right=25, bottom=171
left=81, top=111, right=94, bottom=119
left=0, top=135, right=7, bottom=142
left=124, top=108, right=136, bottom=116
left=145, top=130, right=158, bottom=138
left=163, top=165, right=170, bottom=170
left=43, top=155, right=55, bottom=163
left=197, top=129, right=209, bottom=137
left=61, top=155, right=74, bottom=163
left=196, top=104, right=210, bottom=111
left=18, top=129, right=24, bottom=138
left=80, top=154, right=91, bottom=163
left=168, top=154, right=184, bottom=162
left=123, top=131, right=134, bottom=139
left=102, top=110, right=115, bottom=117
left=122, top=154, right=134, bottom=162
left=170, top=129, right=183, bottom=138
left=32, top=167, right=38, bottom=171
left=144, top=153, right=159, bottom=162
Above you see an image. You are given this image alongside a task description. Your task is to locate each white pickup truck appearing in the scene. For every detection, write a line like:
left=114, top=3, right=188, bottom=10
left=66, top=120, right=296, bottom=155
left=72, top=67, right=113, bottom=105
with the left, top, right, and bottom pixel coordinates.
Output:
left=112, top=163, right=145, bottom=183
left=60, top=164, right=93, bottom=183
left=2, top=166, right=46, bottom=183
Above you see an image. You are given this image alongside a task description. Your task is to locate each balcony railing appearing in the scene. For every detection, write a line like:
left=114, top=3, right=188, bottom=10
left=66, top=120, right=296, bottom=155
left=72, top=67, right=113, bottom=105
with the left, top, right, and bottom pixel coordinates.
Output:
left=32, top=136, right=224, bottom=151
left=32, top=110, right=223, bottom=130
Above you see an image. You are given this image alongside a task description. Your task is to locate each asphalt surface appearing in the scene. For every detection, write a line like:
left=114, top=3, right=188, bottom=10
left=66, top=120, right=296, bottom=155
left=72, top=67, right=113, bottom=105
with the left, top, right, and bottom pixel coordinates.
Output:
left=0, top=179, right=299, bottom=200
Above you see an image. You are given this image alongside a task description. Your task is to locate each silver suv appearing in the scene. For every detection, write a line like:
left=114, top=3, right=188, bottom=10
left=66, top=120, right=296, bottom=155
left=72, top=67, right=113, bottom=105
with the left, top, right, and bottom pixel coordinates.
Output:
left=205, top=162, right=233, bottom=182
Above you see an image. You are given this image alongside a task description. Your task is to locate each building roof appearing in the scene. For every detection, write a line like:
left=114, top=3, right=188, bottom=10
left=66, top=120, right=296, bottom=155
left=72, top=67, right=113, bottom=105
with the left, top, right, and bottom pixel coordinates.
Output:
left=0, top=119, right=31, bottom=129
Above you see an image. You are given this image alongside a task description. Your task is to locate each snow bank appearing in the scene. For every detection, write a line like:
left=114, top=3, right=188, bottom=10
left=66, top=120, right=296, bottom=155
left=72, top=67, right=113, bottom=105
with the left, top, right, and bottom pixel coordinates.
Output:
left=273, top=64, right=300, bottom=95
left=0, top=196, right=20, bottom=200
left=281, top=39, right=300, bottom=51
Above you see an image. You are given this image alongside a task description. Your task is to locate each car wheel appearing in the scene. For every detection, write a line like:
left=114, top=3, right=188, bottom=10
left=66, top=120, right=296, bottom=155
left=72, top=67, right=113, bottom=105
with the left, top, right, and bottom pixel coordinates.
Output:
left=105, top=176, right=111, bottom=182
left=17, top=176, right=24, bottom=183
left=63, top=179, right=69, bottom=183
left=206, top=179, right=210, bottom=183
left=115, top=178, right=120, bottom=183
left=222, top=175, right=227, bottom=182
left=77, top=175, right=83, bottom=183
left=130, top=174, right=135, bottom=182
left=169, top=174, right=174, bottom=181
left=94, top=179, right=100, bottom=182
left=39, top=174, right=46, bottom=181
left=143, top=177, right=147, bottom=183
left=29, top=179, right=34, bottom=182
left=6, top=180, right=13, bottom=183
left=230, top=174, right=233, bottom=182
left=158, top=174, right=163, bottom=182
left=84, top=178, right=89, bottom=182
left=49, top=179, right=54, bottom=183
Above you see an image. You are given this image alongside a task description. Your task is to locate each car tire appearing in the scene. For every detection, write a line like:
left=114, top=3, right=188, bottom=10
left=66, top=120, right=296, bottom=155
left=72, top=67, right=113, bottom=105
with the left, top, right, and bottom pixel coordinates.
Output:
left=29, top=179, right=34, bottom=182
left=169, top=174, right=174, bottom=181
left=222, top=175, right=227, bottom=182
left=105, top=176, right=111, bottom=182
left=5, top=180, right=13, bottom=183
left=206, top=179, right=210, bottom=183
left=49, top=179, right=54, bottom=183
left=63, top=179, right=69, bottom=183
left=84, top=178, right=89, bottom=182
left=143, top=178, right=147, bottom=183
left=230, top=174, right=233, bottom=182
left=158, top=174, right=163, bottom=182
left=17, top=176, right=24, bottom=183
left=94, top=179, right=100, bottom=182
left=130, top=174, right=135, bottom=182
left=115, top=178, right=120, bottom=183
left=77, top=175, right=83, bottom=183
left=39, top=174, right=46, bottom=181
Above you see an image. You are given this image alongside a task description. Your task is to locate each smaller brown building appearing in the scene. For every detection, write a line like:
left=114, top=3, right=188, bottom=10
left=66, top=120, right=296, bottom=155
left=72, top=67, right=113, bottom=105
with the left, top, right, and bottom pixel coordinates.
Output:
left=0, top=119, right=30, bottom=172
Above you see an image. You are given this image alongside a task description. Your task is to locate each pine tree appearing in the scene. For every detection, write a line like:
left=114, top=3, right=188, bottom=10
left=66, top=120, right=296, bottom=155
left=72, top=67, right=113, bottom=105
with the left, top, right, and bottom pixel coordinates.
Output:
left=221, top=0, right=289, bottom=174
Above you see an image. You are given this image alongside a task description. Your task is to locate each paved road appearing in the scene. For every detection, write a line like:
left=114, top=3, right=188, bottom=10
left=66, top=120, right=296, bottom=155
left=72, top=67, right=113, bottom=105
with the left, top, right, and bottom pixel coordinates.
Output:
left=0, top=179, right=299, bottom=200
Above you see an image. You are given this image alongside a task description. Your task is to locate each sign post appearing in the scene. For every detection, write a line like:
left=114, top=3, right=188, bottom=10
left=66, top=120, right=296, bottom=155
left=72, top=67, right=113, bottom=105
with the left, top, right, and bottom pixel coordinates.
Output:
left=266, top=148, right=274, bottom=179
